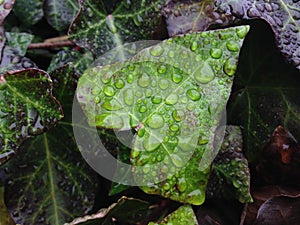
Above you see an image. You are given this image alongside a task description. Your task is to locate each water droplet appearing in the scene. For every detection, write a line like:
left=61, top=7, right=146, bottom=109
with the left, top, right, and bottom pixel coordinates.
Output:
left=3, top=2, right=13, bottom=9
left=187, top=189, right=203, bottom=205
left=157, top=65, right=167, bottom=74
left=146, top=113, right=164, bottom=129
left=92, top=86, right=101, bottom=95
left=178, top=178, right=187, bottom=192
left=190, top=41, right=198, bottom=51
left=171, top=73, right=183, bottom=83
left=226, top=40, right=239, bottom=52
left=138, top=73, right=150, bottom=87
left=194, top=62, right=215, bottom=84
left=247, top=7, right=261, bottom=18
left=223, top=58, right=237, bottom=76
left=170, top=154, right=184, bottom=167
left=187, top=89, right=201, bottom=101
left=133, top=14, right=143, bottom=26
left=167, top=50, right=175, bottom=58
left=139, top=105, right=147, bottom=113
left=126, top=73, right=134, bottom=83
left=143, top=134, right=162, bottom=151
left=95, top=113, right=124, bottom=128
left=101, top=100, right=122, bottom=111
left=170, top=124, right=179, bottom=132
left=115, top=79, right=125, bottom=89
left=150, top=45, right=164, bottom=57
left=145, top=88, right=152, bottom=97
left=124, top=89, right=134, bottom=105
left=165, top=93, right=178, bottom=105
left=172, top=110, right=185, bottom=122
left=236, top=26, right=249, bottom=39
left=163, top=182, right=171, bottom=190
left=131, top=149, right=140, bottom=158
left=151, top=95, right=162, bottom=104
left=210, top=48, right=223, bottom=59
left=158, top=78, right=169, bottom=89
left=94, top=96, right=101, bottom=104
left=103, top=85, right=115, bottom=96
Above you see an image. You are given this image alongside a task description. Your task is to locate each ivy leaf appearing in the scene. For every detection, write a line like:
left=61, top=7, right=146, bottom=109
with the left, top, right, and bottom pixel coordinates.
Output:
left=65, top=197, right=149, bottom=225
left=162, top=0, right=235, bottom=36
left=47, top=49, right=93, bottom=74
left=13, top=0, right=43, bottom=27
left=0, top=0, right=15, bottom=61
left=5, top=32, right=34, bottom=56
left=2, top=65, right=99, bottom=224
left=207, top=126, right=252, bottom=203
left=0, top=46, right=37, bottom=75
left=44, top=0, right=79, bottom=31
left=0, top=68, right=63, bottom=165
left=227, top=20, right=300, bottom=161
left=215, top=0, right=300, bottom=70
left=68, top=0, right=165, bottom=56
left=77, top=26, right=249, bottom=204
left=149, top=205, right=198, bottom=225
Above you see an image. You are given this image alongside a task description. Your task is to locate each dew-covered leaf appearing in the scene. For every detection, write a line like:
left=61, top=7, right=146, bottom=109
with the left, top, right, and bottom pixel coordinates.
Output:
left=44, top=0, right=79, bottom=31
left=215, top=0, right=300, bottom=70
left=207, top=126, right=252, bottom=203
left=0, top=0, right=15, bottom=61
left=0, top=46, right=37, bottom=75
left=162, top=0, right=235, bottom=36
left=65, top=196, right=149, bottom=225
left=0, top=68, right=63, bottom=165
left=149, top=205, right=197, bottom=225
left=5, top=32, right=34, bottom=56
left=227, top=20, right=300, bottom=161
left=2, top=65, right=99, bottom=225
left=13, top=0, right=43, bottom=27
left=47, top=49, right=93, bottom=74
left=68, top=0, right=165, bottom=56
left=77, top=26, right=249, bottom=204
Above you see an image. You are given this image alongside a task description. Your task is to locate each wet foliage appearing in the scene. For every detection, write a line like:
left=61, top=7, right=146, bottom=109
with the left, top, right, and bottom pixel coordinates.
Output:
left=0, top=0, right=299, bottom=224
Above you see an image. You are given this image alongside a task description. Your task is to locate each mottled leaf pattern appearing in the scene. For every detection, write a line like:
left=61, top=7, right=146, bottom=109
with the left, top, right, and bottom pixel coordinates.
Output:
left=0, top=69, right=63, bottom=165
left=69, top=0, right=165, bottom=56
left=215, top=0, right=300, bottom=69
left=5, top=32, right=34, bottom=56
left=13, top=0, right=43, bottom=27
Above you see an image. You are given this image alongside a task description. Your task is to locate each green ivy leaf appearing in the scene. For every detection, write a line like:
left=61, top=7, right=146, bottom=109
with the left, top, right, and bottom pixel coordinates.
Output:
left=207, top=126, right=252, bottom=203
left=162, top=0, right=235, bottom=36
left=65, top=197, right=150, bottom=225
left=77, top=26, right=249, bottom=204
left=0, top=68, right=63, bottom=165
left=215, top=0, right=300, bottom=70
left=5, top=32, right=34, bottom=56
left=44, top=0, right=79, bottom=31
left=68, top=0, right=165, bottom=56
left=0, top=0, right=15, bottom=61
left=149, top=205, right=198, bottom=225
left=227, top=20, right=300, bottom=161
left=2, top=65, right=99, bottom=224
left=47, top=49, right=93, bottom=74
left=13, top=0, right=43, bottom=27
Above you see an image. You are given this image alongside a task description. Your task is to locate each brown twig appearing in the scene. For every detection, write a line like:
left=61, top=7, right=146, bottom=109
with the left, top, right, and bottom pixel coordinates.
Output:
left=28, top=40, right=75, bottom=49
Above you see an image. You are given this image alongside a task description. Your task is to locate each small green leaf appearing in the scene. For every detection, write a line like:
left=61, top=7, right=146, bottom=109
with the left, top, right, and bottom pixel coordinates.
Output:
left=0, top=0, right=15, bottom=61
left=2, top=65, right=99, bottom=225
left=65, top=197, right=150, bottom=225
left=215, top=0, right=300, bottom=70
left=5, top=32, right=34, bottom=56
left=162, top=0, right=235, bottom=36
left=13, top=0, right=43, bottom=27
left=207, top=126, right=252, bottom=203
left=0, top=68, right=63, bottom=165
left=44, top=0, right=79, bottom=31
left=149, top=205, right=198, bottom=225
left=69, top=0, right=165, bottom=56
left=77, top=26, right=249, bottom=204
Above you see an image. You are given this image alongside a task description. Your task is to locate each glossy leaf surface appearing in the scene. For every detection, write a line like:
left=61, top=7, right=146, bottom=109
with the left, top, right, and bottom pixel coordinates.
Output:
left=69, top=0, right=165, bottom=56
left=13, top=0, right=43, bottom=27
left=44, top=0, right=79, bottom=31
left=5, top=32, right=34, bottom=56
left=77, top=26, right=249, bottom=204
left=0, top=69, right=62, bottom=165
left=215, top=0, right=300, bottom=69
left=2, top=66, right=99, bottom=224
